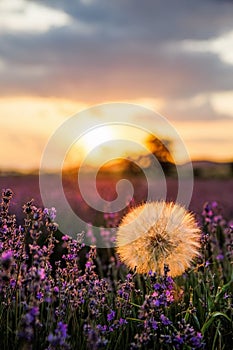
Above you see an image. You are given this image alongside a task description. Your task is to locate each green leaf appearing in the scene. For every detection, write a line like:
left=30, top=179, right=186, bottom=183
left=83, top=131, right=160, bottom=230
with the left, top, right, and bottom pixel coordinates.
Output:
left=214, top=279, right=233, bottom=305
left=126, top=317, right=143, bottom=323
left=192, top=314, right=201, bottom=329
left=201, top=312, right=232, bottom=334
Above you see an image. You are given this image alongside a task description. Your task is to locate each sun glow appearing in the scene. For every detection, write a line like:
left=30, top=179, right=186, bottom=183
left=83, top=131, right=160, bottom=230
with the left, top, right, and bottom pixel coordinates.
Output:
left=63, top=125, right=116, bottom=169
left=63, top=124, right=150, bottom=170
left=81, top=126, right=115, bottom=153
left=1, top=96, right=232, bottom=171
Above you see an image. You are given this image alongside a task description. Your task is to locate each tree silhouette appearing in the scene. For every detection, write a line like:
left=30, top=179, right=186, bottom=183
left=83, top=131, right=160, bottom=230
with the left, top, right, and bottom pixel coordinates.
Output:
left=145, top=134, right=174, bottom=164
left=122, top=134, right=175, bottom=176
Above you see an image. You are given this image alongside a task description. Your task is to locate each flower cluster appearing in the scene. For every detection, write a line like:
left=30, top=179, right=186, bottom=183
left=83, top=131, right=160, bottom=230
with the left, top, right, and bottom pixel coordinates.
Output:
left=202, top=201, right=232, bottom=263
left=0, top=190, right=232, bottom=349
left=131, top=268, right=204, bottom=349
left=47, top=321, right=70, bottom=349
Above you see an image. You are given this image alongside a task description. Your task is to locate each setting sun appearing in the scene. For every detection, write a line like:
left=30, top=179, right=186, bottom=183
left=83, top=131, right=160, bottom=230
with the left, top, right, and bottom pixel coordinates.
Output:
left=80, top=125, right=114, bottom=153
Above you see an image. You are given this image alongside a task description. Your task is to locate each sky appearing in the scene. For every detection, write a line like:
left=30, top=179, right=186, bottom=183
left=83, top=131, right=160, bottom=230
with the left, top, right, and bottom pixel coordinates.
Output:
left=0, top=0, right=233, bottom=171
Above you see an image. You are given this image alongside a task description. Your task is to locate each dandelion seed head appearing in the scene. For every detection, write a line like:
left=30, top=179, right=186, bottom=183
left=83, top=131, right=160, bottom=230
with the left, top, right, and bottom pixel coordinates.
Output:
left=116, top=201, right=201, bottom=277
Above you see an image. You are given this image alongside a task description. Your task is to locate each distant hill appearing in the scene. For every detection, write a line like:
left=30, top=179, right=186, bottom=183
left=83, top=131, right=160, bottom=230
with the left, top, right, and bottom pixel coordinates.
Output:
left=1, top=161, right=232, bottom=179
left=192, top=160, right=233, bottom=178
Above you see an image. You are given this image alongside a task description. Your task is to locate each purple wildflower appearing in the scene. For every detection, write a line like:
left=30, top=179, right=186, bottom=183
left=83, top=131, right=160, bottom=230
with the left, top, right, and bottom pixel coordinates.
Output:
left=107, top=310, right=116, bottom=322
left=119, top=318, right=128, bottom=326
left=160, top=314, right=171, bottom=326
left=1, top=250, right=13, bottom=269
left=18, top=306, right=40, bottom=342
left=47, top=322, right=69, bottom=349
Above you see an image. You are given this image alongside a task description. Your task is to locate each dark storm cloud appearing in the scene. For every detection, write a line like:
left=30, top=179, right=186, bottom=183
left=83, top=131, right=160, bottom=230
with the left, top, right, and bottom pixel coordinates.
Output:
left=0, top=0, right=233, bottom=105
left=41, top=0, right=233, bottom=41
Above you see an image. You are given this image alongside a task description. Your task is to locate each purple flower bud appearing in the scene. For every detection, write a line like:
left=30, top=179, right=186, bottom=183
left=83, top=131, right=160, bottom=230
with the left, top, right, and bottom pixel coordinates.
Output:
left=119, top=318, right=128, bottom=326
left=160, top=314, right=171, bottom=326
left=53, top=286, right=59, bottom=293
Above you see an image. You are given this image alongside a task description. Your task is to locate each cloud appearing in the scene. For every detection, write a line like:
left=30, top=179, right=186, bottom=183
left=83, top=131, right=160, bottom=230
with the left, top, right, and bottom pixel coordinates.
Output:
left=43, top=0, right=233, bottom=41
left=0, top=0, right=233, bottom=107
left=210, top=91, right=233, bottom=118
left=1, top=0, right=233, bottom=169
left=180, top=30, right=233, bottom=65
left=0, top=0, right=71, bottom=33
left=160, top=94, right=233, bottom=121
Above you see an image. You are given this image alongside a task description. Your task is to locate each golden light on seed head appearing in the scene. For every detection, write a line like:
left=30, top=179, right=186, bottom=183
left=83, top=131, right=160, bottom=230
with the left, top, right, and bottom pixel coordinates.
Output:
left=116, top=201, right=201, bottom=277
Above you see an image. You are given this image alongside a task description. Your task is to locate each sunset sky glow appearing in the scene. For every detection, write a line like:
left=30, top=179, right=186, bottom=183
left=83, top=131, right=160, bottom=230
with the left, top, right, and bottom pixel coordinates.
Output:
left=0, top=0, right=233, bottom=171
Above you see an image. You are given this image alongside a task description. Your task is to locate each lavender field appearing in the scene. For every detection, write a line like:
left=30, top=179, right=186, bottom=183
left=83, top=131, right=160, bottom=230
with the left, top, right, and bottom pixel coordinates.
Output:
left=1, top=174, right=232, bottom=222
left=0, top=175, right=232, bottom=349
